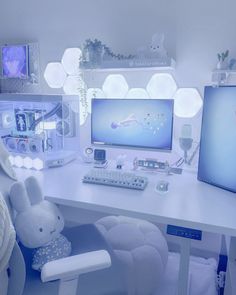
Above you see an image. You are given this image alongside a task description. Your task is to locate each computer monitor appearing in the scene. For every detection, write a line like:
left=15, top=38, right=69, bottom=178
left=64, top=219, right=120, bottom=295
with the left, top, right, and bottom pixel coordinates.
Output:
left=1, top=44, right=29, bottom=78
left=198, top=86, right=236, bottom=193
left=91, top=99, right=174, bottom=150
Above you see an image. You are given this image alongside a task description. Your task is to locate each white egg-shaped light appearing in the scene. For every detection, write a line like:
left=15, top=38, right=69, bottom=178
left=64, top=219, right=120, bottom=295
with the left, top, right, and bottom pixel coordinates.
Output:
left=61, top=48, right=82, bottom=75
left=126, top=88, right=149, bottom=99
left=87, top=88, right=106, bottom=113
left=14, top=156, right=24, bottom=168
left=44, top=62, right=67, bottom=89
left=23, top=157, right=33, bottom=169
left=102, top=74, right=129, bottom=98
left=174, top=88, right=203, bottom=118
left=33, top=158, right=44, bottom=170
left=8, top=155, right=14, bottom=166
left=146, top=73, right=177, bottom=99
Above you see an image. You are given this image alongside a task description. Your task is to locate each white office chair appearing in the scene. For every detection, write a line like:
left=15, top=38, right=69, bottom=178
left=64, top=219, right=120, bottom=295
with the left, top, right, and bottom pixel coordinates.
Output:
left=0, top=141, right=26, bottom=295
left=1, top=167, right=124, bottom=295
left=21, top=223, right=126, bottom=295
left=0, top=141, right=120, bottom=295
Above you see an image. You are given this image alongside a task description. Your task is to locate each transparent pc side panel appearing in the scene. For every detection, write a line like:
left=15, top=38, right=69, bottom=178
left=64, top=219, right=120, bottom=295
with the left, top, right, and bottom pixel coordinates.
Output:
left=0, top=96, right=80, bottom=170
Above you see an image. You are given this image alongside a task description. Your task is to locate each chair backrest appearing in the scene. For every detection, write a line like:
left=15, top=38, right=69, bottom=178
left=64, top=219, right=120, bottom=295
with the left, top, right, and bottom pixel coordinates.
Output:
left=0, top=166, right=16, bottom=217
left=0, top=165, right=26, bottom=295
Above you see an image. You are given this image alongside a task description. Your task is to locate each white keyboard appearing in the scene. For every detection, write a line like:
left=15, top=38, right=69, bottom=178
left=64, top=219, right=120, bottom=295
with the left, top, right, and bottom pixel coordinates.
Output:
left=83, top=169, right=148, bottom=190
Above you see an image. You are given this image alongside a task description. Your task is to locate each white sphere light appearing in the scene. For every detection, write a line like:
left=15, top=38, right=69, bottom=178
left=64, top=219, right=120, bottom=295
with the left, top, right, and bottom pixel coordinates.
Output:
left=61, top=48, right=82, bottom=75
left=126, top=88, right=149, bottom=99
left=44, top=62, right=66, bottom=89
left=102, top=74, right=129, bottom=98
left=174, top=88, right=203, bottom=118
left=146, top=73, right=177, bottom=99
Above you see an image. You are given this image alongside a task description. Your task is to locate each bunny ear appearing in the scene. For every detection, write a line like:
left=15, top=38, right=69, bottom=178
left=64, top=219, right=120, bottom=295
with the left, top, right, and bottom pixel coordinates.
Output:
left=160, top=33, right=165, bottom=42
left=152, top=33, right=164, bottom=43
left=10, top=182, right=31, bottom=213
left=24, top=176, right=43, bottom=205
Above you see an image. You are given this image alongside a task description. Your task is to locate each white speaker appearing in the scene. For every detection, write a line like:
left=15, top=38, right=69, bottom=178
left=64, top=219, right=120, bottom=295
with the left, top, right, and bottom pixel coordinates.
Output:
left=82, top=147, right=94, bottom=163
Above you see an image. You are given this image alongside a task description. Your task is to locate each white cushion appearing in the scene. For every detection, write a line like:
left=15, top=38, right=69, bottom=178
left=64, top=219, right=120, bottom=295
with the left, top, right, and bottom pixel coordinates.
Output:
left=96, top=216, right=168, bottom=295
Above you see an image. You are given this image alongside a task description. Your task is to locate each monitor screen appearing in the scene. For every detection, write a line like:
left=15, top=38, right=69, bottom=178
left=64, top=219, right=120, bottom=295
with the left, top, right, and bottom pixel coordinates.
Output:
left=1, top=45, right=29, bottom=78
left=91, top=99, right=174, bottom=150
left=198, top=86, right=236, bottom=193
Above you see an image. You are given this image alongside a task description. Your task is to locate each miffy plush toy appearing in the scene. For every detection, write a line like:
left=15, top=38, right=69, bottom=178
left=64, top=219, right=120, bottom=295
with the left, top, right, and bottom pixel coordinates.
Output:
left=10, top=176, right=71, bottom=271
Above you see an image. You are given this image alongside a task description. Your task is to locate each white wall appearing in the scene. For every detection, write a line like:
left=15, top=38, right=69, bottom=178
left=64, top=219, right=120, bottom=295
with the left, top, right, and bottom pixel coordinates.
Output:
left=1, top=0, right=236, bottom=161
left=1, top=0, right=236, bottom=93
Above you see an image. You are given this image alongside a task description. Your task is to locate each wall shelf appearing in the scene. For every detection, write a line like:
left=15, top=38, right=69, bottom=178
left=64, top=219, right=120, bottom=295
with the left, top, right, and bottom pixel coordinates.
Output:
left=212, top=69, right=236, bottom=85
left=82, top=59, right=176, bottom=73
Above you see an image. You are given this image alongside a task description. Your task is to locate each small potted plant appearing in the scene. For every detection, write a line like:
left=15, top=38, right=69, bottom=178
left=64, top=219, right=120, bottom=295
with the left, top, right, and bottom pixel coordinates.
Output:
left=217, top=50, right=229, bottom=70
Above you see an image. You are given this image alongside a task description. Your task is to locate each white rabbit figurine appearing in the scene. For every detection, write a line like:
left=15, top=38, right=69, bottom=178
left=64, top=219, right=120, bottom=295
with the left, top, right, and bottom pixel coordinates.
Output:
left=137, top=33, right=168, bottom=61
left=10, top=176, right=71, bottom=271
left=149, top=33, right=168, bottom=60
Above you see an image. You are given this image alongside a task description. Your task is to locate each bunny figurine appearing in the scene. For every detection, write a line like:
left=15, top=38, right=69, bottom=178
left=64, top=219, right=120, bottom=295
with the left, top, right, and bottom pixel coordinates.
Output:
left=149, top=33, right=168, bottom=60
left=10, top=176, right=71, bottom=271
left=136, top=33, right=168, bottom=61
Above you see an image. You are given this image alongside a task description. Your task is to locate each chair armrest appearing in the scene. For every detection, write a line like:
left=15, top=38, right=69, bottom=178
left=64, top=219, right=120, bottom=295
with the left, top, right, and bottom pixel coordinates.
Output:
left=41, top=250, right=111, bottom=283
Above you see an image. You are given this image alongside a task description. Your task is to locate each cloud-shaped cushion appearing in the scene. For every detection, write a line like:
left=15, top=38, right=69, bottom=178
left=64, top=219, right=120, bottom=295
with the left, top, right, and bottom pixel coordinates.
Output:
left=96, top=216, right=168, bottom=295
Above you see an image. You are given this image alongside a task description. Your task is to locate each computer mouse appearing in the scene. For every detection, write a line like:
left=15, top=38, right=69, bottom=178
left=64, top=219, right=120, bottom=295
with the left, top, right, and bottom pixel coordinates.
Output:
left=156, top=180, right=169, bottom=194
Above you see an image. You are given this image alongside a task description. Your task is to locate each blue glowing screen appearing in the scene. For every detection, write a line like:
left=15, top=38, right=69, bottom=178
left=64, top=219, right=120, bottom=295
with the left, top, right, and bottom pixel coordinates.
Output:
left=1, top=45, right=28, bottom=78
left=198, top=86, right=236, bottom=192
left=91, top=99, right=174, bottom=150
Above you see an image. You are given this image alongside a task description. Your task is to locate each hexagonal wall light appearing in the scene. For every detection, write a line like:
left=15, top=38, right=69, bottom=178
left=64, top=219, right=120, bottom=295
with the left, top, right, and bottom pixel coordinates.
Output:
left=44, top=62, right=67, bottom=88
left=61, top=48, right=82, bottom=76
left=126, top=88, right=149, bottom=99
left=146, top=73, right=177, bottom=99
left=63, top=76, right=86, bottom=95
left=87, top=88, right=106, bottom=113
left=102, top=74, right=129, bottom=98
left=174, top=88, right=203, bottom=118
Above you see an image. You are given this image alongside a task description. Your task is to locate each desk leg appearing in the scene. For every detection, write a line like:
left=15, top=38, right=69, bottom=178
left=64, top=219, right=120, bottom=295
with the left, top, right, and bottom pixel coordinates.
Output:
left=225, top=237, right=236, bottom=295
left=177, top=238, right=191, bottom=295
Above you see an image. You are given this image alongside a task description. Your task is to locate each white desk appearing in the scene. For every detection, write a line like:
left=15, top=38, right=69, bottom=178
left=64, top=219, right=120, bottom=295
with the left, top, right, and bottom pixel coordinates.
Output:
left=15, top=160, right=236, bottom=295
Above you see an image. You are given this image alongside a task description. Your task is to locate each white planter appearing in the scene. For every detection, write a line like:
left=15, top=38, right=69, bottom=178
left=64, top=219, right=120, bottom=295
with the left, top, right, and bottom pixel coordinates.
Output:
left=217, top=60, right=228, bottom=70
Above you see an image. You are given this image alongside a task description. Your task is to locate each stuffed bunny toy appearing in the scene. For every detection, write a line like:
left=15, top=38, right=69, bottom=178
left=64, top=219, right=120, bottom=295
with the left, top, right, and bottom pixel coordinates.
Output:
left=10, top=176, right=71, bottom=271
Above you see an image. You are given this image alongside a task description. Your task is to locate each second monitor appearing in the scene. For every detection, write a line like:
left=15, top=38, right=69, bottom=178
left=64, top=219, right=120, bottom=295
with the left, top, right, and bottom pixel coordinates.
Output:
left=91, top=99, right=174, bottom=150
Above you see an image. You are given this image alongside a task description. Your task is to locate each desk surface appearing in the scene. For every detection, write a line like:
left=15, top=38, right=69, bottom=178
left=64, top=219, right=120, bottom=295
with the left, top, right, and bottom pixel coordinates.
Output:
left=15, top=160, right=236, bottom=237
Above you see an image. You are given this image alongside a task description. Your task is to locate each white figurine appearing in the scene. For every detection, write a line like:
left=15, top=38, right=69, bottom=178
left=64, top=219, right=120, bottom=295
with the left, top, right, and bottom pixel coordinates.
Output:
left=149, top=33, right=168, bottom=59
